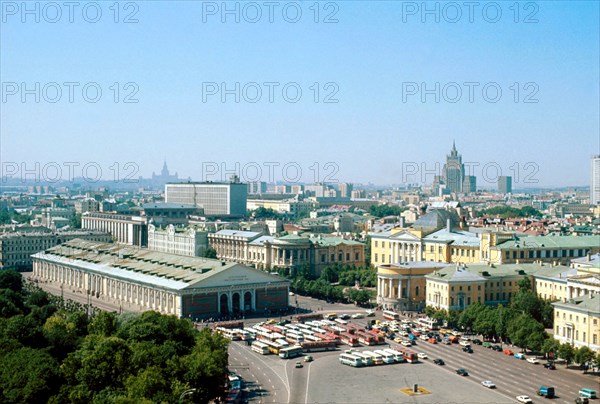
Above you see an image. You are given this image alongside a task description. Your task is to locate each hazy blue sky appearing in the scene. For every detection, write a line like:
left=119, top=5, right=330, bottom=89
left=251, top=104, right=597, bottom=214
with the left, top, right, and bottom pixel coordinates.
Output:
left=1, top=1, right=599, bottom=188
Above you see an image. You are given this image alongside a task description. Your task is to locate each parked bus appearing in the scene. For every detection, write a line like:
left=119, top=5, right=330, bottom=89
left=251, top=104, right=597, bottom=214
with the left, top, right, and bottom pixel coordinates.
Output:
left=339, top=353, right=364, bottom=367
left=374, top=349, right=396, bottom=364
left=351, top=351, right=374, bottom=366
left=262, top=340, right=284, bottom=355
left=251, top=341, right=270, bottom=355
left=367, top=330, right=386, bottom=345
left=356, top=331, right=376, bottom=346
left=383, top=348, right=405, bottom=363
left=216, top=327, right=241, bottom=341
left=279, top=345, right=304, bottom=359
left=361, top=351, right=384, bottom=365
left=214, top=320, right=244, bottom=329
left=301, top=340, right=337, bottom=352
left=285, top=332, right=305, bottom=344
left=334, top=318, right=349, bottom=325
left=382, top=310, right=400, bottom=321
left=340, top=333, right=360, bottom=347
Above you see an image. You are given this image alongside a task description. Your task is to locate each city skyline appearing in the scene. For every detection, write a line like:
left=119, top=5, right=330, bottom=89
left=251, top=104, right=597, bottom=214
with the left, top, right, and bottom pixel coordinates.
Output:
left=1, top=2, right=599, bottom=187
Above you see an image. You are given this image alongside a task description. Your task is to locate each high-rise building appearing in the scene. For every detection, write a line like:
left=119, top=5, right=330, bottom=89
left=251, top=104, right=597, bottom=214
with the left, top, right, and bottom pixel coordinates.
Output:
left=442, top=141, right=465, bottom=194
left=498, top=176, right=513, bottom=194
left=247, top=181, right=267, bottom=195
left=339, top=183, right=353, bottom=198
left=591, top=155, right=600, bottom=205
left=165, top=179, right=247, bottom=217
left=462, top=176, right=477, bottom=194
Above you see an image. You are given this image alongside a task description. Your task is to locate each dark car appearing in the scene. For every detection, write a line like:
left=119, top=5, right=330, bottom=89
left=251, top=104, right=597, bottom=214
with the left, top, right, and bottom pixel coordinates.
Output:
left=543, top=362, right=556, bottom=370
left=491, top=345, right=502, bottom=351
left=433, top=358, right=445, bottom=365
left=576, top=397, right=590, bottom=404
left=472, top=339, right=482, bottom=345
left=462, top=346, right=474, bottom=353
left=456, top=368, right=469, bottom=376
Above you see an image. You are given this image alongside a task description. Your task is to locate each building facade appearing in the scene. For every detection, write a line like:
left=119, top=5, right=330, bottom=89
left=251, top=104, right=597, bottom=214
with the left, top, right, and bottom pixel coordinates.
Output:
left=0, top=230, right=112, bottom=270
left=591, top=155, right=600, bottom=205
left=81, top=212, right=148, bottom=246
left=208, top=230, right=365, bottom=276
left=377, top=261, right=449, bottom=311
left=31, top=239, right=290, bottom=319
left=147, top=224, right=209, bottom=257
left=165, top=181, right=247, bottom=217
left=553, top=294, right=600, bottom=352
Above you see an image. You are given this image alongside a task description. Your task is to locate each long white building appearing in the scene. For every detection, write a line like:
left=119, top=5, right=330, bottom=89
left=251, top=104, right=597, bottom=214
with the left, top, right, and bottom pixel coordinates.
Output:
left=31, top=239, right=289, bottom=319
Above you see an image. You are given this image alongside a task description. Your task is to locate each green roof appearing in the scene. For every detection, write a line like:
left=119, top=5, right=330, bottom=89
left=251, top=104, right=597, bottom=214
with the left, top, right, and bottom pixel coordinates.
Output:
left=426, top=262, right=547, bottom=282
left=552, top=293, right=600, bottom=316
left=494, top=235, right=600, bottom=250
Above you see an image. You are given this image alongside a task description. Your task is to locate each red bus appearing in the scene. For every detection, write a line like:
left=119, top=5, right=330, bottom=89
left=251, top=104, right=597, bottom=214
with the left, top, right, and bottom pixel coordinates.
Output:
left=403, top=350, right=418, bottom=363
left=356, top=331, right=376, bottom=346
left=340, top=332, right=360, bottom=347
left=293, top=313, right=324, bottom=323
left=301, top=340, right=337, bottom=352
left=214, top=320, right=244, bottom=329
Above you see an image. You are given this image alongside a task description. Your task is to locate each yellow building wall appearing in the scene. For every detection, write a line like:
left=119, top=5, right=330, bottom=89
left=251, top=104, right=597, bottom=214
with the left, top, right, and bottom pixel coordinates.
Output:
left=534, top=279, right=568, bottom=302
left=554, top=308, right=600, bottom=351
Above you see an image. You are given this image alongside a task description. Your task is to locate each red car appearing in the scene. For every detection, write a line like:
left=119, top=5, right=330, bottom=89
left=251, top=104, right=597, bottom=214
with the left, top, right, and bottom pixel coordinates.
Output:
left=503, top=349, right=514, bottom=355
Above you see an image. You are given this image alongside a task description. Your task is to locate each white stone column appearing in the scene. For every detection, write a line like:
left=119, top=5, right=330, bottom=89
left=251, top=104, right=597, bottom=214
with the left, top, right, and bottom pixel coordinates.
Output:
left=397, top=279, right=402, bottom=299
left=228, top=291, right=233, bottom=314
left=388, top=278, right=393, bottom=298
left=402, top=243, right=406, bottom=262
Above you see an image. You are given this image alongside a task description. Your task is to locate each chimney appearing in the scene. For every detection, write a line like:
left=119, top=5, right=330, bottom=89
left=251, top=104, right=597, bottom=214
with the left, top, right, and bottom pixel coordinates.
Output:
left=399, top=217, right=405, bottom=228
left=447, top=218, right=451, bottom=232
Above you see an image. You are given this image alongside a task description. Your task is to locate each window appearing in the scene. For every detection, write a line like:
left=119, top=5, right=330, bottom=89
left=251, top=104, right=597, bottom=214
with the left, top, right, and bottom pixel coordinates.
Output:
left=438, top=246, right=442, bottom=253
left=346, top=253, right=350, bottom=261
left=430, top=246, right=434, bottom=253
left=339, top=253, right=343, bottom=261
left=467, top=286, right=471, bottom=291
left=355, top=252, right=359, bottom=260
left=382, top=242, right=385, bottom=248
left=321, top=254, right=326, bottom=263
left=477, top=285, right=481, bottom=291
left=374, top=253, right=378, bottom=262
left=583, top=332, right=586, bottom=342
left=594, top=335, right=598, bottom=345
left=505, top=252, right=510, bottom=259
left=375, top=241, right=378, bottom=248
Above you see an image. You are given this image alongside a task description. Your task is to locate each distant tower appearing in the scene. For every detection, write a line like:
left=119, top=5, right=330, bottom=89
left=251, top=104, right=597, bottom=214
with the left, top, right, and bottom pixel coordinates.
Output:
left=442, top=141, right=465, bottom=194
left=161, top=160, right=169, bottom=177
left=591, top=155, right=600, bottom=205
left=498, top=176, right=512, bottom=194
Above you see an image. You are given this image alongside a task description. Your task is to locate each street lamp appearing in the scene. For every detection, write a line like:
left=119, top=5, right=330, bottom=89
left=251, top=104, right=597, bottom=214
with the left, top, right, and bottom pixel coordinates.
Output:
left=178, top=388, right=197, bottom=403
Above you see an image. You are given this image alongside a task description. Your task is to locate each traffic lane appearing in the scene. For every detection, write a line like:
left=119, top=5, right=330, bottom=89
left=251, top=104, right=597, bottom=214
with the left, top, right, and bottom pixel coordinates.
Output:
left=228, top=341, right=289, bottom=403
left=286, top=357, right=310, bottom=404
left=394, top=339, right=590, bottom=404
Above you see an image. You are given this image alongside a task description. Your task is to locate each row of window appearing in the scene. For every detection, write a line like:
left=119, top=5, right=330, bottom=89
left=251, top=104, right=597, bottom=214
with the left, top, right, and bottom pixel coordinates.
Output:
left=504, top=249, right=587, bottom=260
left=556, top=326, right=598, bottom=345
left=556, top=310, right=598, bottom=326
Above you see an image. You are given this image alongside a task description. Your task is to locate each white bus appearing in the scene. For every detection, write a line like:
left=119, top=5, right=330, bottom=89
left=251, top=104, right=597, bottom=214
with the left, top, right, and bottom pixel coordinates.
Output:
left=339, top=353, right=364, bottom=367
left=251, top=341, right=270, bottom=355
left=334, top=318, right=349, bottom=325
left=417, top=317, right=440, bottom=330
left=285, top=332, right=305, bottom=344
left=383, top=310, right=400, bottom=321
left=352, top=351, right=374, bottom=366
left=374, top=349, right=396, bottom=364
left=279, top=345, right=304, bottom=359
left=383, top=348, right=405, bottom=363
left=362, top=351, right=384, bottom=365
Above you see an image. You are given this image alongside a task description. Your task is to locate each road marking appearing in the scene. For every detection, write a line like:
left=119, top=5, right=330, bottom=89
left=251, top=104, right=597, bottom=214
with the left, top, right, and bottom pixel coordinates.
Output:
left=305, top=361, right=313, bottom=403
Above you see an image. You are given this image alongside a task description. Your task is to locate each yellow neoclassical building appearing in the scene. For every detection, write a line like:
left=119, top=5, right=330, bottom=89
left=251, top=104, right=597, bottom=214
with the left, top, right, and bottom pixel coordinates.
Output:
left=553, top=294, right=600, bottom=352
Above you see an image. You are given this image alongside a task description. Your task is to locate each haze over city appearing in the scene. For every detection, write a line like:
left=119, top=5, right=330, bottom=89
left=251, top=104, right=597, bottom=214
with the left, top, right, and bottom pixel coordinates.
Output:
left=2, top=1, right=599, bottom=187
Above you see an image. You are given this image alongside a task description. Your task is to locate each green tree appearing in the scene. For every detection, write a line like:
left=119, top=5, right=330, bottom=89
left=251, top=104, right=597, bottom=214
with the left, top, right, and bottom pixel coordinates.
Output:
left=0, top=269, right=23, bottom=293
left=507, top=313, right=545, bottom=352
left=0, top=347, right=62, bottom=403
left=203, top=247, right=218, bottom=259
left=88, top=311, right=118, bottom=337
left=541, top=338, right=560, bottom=360
left=557, top=342, right=575, bottom=367
left=574, top=346, right=595, bottom=372
left=517, top=276, right=532, bottom=292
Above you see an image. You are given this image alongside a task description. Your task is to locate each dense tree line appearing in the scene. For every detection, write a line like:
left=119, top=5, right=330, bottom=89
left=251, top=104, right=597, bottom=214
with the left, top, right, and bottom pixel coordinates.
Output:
left=424, top=277, right=600, bottom=371
left=276, top=263, right=376, bottom=306
left=369, top=205, right=405, bottom=218
left=0, top=209, right=32, bottom=225
left=0, top=270, right=230, bottom=403
left=477, top=205, right=542, bottom=219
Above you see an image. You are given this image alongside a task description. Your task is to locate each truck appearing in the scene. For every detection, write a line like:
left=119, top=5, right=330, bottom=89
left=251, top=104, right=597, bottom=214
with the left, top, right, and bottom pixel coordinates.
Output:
left=538, top=386, right=555, bottom=398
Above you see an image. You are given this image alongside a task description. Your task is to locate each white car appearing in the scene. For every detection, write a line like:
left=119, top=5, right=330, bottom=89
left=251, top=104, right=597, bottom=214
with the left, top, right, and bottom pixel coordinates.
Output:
left=481, top=380, right=496, bottom=389
left=365, top=310, right=375, bottom=317
left=401, top=340, right=412, bottom=347
left=351, top=313, right=365, bottom=319
left=417, top=353, right=428, bottom=359
left=516, top=395, right=533, bottom=403
left=526, top=357, right=539, bottom=364
left=459, top=340, right=471, bottom=346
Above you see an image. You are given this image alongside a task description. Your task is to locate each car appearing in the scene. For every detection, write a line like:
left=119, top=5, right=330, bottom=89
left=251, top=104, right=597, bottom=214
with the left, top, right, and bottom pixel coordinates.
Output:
left=417, top=353, right=428, bottom=359
left=366, top=310, right=375, bottom=317
left=295, top=361, right=303, bottom=368
left=576, top=397, right=590, bottom=404
left=472, top=339, right=483, bottom=345
left=442, top=338, right=452, bottom=345
left=394, top=337, right=403, bottom=343
left=304, top=355, right=313, bottom=362
left=527, top=357, right=539, bottom=364
left=543, top=362, right=556, bottom=370
left=514, top=352, right=526, bottom=359
left=491, top=345, right=502, bottom=351
left=481, top=380, right=496, bottom=389
left=433, top=358, right=445, bottom=365
left=459, top=340, right=471, bottom=347
left=456, top=368, right=469, bottom=376
left=503, top=349, right=514, bottom=355
left=428, top=338, right=438, bottom=344
left=516, top=395, right=533, bottom=403
left=401, top=340, right=412, bottom=347
left=339, top=314, right=351, bottom=320
left=351, top=313, right=365, bottom=319
left=482, top=341, right=492, bottom=348
left=462, top=346, right=474, bottom=353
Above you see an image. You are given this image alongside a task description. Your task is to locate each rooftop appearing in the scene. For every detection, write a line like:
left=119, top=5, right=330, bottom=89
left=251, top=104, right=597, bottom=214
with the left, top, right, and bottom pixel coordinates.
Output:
left=494, top=235, right=600, bottom=250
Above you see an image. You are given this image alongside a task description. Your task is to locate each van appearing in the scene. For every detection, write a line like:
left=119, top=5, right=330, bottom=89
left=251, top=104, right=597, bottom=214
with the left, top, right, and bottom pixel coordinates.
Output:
left=326, top=313, right=337, bottom=320
left=579, top=388, right=597, bottom=399
left=538, top=386, right=555, bottom=398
